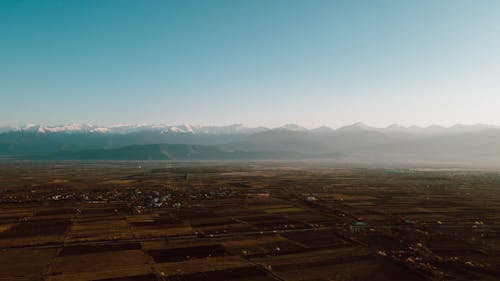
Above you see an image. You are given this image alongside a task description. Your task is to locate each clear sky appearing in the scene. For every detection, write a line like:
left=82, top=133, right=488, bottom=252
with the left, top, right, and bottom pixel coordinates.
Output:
left=1, top=0, right=499, bottom=128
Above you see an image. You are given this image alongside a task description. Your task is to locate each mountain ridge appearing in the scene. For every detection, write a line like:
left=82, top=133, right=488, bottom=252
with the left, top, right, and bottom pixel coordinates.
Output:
left=3, top=123, right=499, bottom=135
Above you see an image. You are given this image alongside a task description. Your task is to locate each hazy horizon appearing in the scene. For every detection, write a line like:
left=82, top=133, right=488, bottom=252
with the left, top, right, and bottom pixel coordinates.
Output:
left=3, top=121, right=500, bottom=131
left=2, top=1, right=500, bottom=127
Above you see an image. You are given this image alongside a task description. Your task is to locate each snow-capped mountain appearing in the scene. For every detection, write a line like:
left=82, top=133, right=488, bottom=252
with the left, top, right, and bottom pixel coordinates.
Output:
left=4, top=123, right=499, bottom=135
left=8, top=123, right=269, bottom=135
left=13, top=124, right=110, bottom=134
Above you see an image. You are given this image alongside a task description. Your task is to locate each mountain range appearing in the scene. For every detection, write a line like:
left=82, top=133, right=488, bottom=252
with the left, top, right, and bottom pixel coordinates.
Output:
left=2, top=122, right=498, bottom=135
left=1, top=123, right=500, bottom=167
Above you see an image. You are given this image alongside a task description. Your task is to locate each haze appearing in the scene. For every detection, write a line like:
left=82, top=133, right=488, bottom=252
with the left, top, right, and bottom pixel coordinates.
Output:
left=1, top=0, right=500, bottom=128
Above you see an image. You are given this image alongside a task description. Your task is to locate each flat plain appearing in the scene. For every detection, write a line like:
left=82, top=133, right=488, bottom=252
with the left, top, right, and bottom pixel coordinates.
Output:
left=0, top=161, right=499, bottom=281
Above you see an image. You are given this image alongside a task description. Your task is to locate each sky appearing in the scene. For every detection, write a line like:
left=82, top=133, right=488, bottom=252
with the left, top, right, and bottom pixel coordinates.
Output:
left=1, top=0, right=500, bottom=128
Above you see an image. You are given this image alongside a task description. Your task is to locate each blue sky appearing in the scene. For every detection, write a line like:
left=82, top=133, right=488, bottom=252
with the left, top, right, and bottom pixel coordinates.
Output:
left=1, top=0, right=499, bottom=128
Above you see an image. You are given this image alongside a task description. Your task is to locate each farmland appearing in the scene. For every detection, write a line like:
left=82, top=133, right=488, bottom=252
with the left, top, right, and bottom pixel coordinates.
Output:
left=1, top=162, right=499, bottom=280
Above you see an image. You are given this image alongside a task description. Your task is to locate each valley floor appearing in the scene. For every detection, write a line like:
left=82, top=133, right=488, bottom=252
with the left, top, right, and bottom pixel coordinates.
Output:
left=0, top=162, right=499, bottom=281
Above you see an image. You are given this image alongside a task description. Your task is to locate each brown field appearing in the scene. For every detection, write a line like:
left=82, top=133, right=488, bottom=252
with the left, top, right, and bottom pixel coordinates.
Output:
left=1, top=161, right=500, bottom=280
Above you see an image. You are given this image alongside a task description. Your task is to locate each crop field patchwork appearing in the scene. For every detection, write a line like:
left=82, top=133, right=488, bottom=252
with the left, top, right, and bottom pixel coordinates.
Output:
left=0, top=162, right=499, bottom=280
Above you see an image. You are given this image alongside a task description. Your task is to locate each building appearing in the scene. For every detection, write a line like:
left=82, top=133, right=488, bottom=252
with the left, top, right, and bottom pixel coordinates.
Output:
left=350, top=221, right=369, bottom=233
left=306, top=194, right=317, bottom=202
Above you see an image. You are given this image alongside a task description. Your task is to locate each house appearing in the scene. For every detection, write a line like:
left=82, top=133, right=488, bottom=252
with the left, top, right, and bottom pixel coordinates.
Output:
left=306, top=194, right=317, bottom=202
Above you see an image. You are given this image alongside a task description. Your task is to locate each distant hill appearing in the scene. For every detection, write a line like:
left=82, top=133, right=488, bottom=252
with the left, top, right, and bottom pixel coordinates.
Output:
left=0, top=131, right=248, bottom=156
left=39, top=144, right=304, bottom=160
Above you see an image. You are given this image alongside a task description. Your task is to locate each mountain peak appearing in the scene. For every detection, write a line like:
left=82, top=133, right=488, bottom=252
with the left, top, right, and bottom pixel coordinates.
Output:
left=338, top=122, right=373, bottom=131
left=277, top=124, right=308, bottom=131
